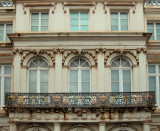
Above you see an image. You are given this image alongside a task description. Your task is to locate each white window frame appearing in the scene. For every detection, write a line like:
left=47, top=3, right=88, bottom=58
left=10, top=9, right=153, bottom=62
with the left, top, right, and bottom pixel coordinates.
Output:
left=110, top=12, right=129, bottom=31
left=69, top=58, right=91, bottom=93
left=147, top=22, right=160, bottom=40
left=70, top=11, right=89, bottom=31
left=27, top=58, right=49, bottom=93
left=110, top=58, right=132, bottom=92
left=0, top=65, right=12, bottom=109
left=0, top=23, right=12, bottom=41
left=148, top=64, right=160, bottom=107
left=30, top=12, right=49, bottom=31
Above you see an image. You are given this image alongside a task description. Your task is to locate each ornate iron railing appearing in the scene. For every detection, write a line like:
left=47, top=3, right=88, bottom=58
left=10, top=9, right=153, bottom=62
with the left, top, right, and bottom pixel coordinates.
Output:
left=145, top=0, right=160, bottom=5
left=5, top=92, right=155, bottom=109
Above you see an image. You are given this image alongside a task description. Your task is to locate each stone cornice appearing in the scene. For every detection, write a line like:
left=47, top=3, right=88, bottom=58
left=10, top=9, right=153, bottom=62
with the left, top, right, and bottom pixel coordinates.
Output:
left=8, top=32, right=151, bottom=42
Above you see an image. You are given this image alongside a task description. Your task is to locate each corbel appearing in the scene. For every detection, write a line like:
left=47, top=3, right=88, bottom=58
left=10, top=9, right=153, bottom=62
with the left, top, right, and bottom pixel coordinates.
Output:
left=51, top=2, right=56, bottom=14
left=132, top=2, right=136, bottom=14
left=103, top=2, right=107, bottom=14
left=53, top=48, right=64, bottom=54
left=137, top=48, right=147, bottom=54
left=23, top=3, right=27, bottom=14
left=92, top=2, right=97, bottom=13
left=62, top=2, right=67, bottom=13
left=12, top=48, right=23, bottom=55
left=95, top=48, right=106, bottom=54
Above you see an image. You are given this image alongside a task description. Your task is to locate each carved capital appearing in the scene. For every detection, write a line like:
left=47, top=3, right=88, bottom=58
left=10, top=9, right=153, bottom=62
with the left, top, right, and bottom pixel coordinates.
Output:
left=137, top=48, right=147, bottom=54
left=53, top=48, right=64, bottom=54
left=95, top=48, right=106, bottom=54
left=12, top=48, right=23, bottom=55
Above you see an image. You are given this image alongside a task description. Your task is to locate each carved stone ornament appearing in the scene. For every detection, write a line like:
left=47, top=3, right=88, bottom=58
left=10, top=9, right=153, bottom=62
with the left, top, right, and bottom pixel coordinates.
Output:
left=20, top=49, right=55, bottom=65
left=53, top=48, right=64, bottom=54
left=108, top=123, right=138, bottom=131
left=95, top=48, right=107, bottom=54
left=12, top=48, right=23, bottom=55
left=137, top=47, right=147, bottom=54
left=62, top=49, right=97, bottom=65
left=65, top=124, right=95, bottom=131
left=104, top=48, right=139, bottom=65
left=22, top=124, right=51, bottom=131
left=62, top=2, right=97, bottom=13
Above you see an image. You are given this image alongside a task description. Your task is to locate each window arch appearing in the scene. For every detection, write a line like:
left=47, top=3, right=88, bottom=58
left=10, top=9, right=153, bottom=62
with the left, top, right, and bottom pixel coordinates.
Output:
left=69, top=58, right=90, bottom=92
left=111, top=58, right=132, bottom=92
left=28, top=58, right=49, bottom=93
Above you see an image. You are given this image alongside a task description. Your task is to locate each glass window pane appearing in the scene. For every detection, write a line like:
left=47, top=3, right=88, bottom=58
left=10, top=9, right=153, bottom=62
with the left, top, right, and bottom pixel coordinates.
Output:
left=41, top=20, right=48, bottom=26
left=80, top=19, right=88, bottom=25
left=82, top=82, right=90, bottom=92
left=31, top=20, right=39, bottom=26
left=149, top=76, right=156, bottom=91
left=4, top=66, right=11, bottom=74
left=70, top=83, right=78, bottom=92
left=0, top=78, right=1, bottom=106
left=71, top=19, right=79, bottom=25
left=121, top=20, right=128, bottom=26
left=31, top=13, right=39, bottom=19
left=31, top=26, right=39, bottom=31
left=71, top=12, right=78, bottom=19
left=111, top=20, right=118, bottom=25
left=111, top=70, right=119, bottom=92
left=4, top=77, right=11, bottom=93
left=29, top=70, right=37, bottom=82
left=70, top=70, right=78, bottom=82
left=120, top=13, right=128, bottom=19
left=6, top=24, right=13, bottom=30
left=0, top=66, right=1, bottom=74
left=148, top=65, right=156, bottom=74
left=81, top=26, right=88, bottom=31
left=70, top=62, right=78, bottom=67
left=40, top=70, right=48, bottom=82
left=29, top=82, right=37, bottom=93
left=121, top=26, right=128, bottom=31
left=41, top=26, right=48, bottom=31
left=111, top=26, right=118, bottom=31
left=111, top=13, right=118, bottom=19
left=147, top=23, right=154, bottom=40
left=41, top=13, right=48, bottom=19
left=80, top=12, right=88, bottom=19
left=81, top=70, right=90, bottom=82
left=71, top=26, right=78, bottom=31
left=0, top=24, right=4, bottom=30
left=40, top=83, right=48, bottom=93
left=123, top=70, right=131, bottom=92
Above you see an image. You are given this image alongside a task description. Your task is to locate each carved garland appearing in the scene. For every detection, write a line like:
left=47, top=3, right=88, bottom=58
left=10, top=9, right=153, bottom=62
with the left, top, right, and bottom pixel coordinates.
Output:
left=104, top=48, right=139, bottom=65
left=62, top=49, right=97, bottom=65
left=13, top=49, right=55, bottom=65
left=65, top=124, right=95, bottom=131
left=108, top=123, right=138, bottom=131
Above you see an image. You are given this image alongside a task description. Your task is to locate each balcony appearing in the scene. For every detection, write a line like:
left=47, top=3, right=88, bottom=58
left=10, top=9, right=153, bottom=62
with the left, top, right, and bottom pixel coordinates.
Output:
left=5, top=92, right=155, bottom=110
left=145, top=0, right=160, bottom=5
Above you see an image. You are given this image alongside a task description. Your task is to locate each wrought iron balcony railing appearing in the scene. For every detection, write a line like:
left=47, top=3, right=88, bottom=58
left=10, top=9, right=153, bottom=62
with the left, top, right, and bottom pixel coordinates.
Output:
left=5, top=92, right=155, bottom=109
left=145, top=0, right=160, bottom=5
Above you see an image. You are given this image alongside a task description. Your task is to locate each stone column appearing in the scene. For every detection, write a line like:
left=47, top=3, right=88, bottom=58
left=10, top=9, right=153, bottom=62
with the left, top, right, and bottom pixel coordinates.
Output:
left=138, top=50, right=147, bottom=91
left=99, top=123, right=105, bottom=131
left=54, top=123, right=61, bottom=131
left=143, top=122, right=150, bottom=131
left=13, top=51, right=21, bottom=92
left=54, top=50, right=63, bottom=92
left=10, top=124, right=17, bottom=131
left=97, top=51, right=105, bottom=92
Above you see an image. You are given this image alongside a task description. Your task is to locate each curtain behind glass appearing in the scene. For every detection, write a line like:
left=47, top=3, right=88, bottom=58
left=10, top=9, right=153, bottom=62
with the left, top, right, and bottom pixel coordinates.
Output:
left=81, top=70, right=90, bottom=92
left=111, top=70, right=119, bottom=92
left=29, top=70, right=37, bottom=93
left=69, top=70, right=78, bottom=92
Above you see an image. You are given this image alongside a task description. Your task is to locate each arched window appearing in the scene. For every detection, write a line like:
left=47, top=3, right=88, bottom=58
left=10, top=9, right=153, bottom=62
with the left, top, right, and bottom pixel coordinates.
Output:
left=69, top=58, right=90, bottom=92
left=111, top=58, right=131, bottom=92
left=28, top=58, right=49, bottom=93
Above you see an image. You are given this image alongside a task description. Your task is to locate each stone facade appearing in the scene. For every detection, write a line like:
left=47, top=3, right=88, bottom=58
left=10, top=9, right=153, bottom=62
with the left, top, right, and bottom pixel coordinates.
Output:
left=0, top=0, right=160, bottom=131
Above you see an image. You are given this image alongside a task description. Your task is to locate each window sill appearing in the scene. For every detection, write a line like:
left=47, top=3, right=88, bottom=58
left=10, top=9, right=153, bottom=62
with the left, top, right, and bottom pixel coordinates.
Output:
left=0, top=109, right=6, bottom=116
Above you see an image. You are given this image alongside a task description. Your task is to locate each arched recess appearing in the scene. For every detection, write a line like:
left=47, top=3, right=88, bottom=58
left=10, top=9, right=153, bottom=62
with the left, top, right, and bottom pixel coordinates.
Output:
left=65, top=124, right=95, bottom=131
left=106, top=53, right=138, bottom=67
left=22, top=53, right=54, bottom=68
left=108, top=123, right=139, bottom=131
left=64, top=54, right=96, bottom=66
left=21, top=124, right=51, bottom=131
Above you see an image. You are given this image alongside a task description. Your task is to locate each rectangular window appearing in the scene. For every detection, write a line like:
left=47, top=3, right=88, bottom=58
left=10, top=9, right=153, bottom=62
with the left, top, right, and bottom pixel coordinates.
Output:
left=0, top=24, right=13, bottom=41
left=148, top=64, right=160, bottom=106
left=70, top=12, right=88, bottom=31
left=0, top=65, right=12, bottom=109
left=147, top=23, right=160, bottom=40
left=31, top=13, right=49, bottom=31
left=111, top=12, right=128, bottom=31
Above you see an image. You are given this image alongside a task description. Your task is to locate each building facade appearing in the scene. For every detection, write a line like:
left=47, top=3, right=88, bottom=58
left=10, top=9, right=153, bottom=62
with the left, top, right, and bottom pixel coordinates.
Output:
left=0, top=0, right=160, bottom=131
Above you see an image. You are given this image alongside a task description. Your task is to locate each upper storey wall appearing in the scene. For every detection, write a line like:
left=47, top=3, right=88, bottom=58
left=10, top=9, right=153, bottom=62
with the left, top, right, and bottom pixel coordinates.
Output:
left=15, top=1, right=145, bottom=32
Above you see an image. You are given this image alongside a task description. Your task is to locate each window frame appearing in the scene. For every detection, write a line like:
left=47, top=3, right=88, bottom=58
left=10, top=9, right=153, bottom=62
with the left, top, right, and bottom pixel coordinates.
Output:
left=147, top=22, right=160, bottom=40
left=30, top=12, right=49, bottom=32
left=110, top=58, right=132, bottom=92
left=27, top=58, right=49, bottom=93
left=68, top=58, right=91, bottom=93
left=110, top=11, right=129, bottom=31
left=148, top=64, right=160, bottom=107
left=70, top=10, right=89, bottom=31
left=0, top=65, right=12, bottom=109
left=0, top=23, right=13, bottom=41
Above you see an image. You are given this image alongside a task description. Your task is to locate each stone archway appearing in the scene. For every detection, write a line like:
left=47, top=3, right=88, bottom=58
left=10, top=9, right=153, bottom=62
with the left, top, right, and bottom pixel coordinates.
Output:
left=22, top=124, right=51, bottom=131
left=65, top=124, right=95, bottom=131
